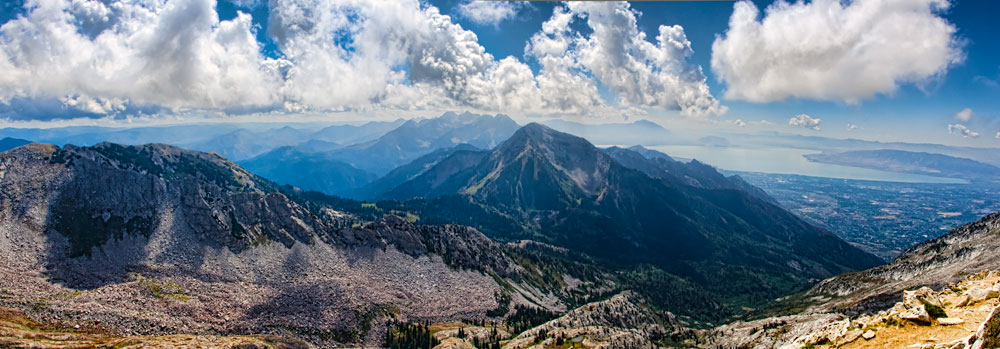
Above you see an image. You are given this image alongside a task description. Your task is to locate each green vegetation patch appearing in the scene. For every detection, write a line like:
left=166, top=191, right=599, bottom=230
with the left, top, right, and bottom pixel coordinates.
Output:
left=385, top=320, right=439, bottom=349
left=135, top=275, right=189, bottom=302
left=505, top=305, right=558, bottom=335
left=925, top=303, right=948, bottom=319
left=485, top=291, right=511, bottom=318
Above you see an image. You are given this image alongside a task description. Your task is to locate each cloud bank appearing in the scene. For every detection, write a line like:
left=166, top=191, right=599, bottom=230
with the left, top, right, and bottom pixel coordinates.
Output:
left=953, top=108, right=972, bottom=122
left=789, top=114, right=821, bottom=131
left=948, top=124, right=979, bottom=138
left=0, top=0, right=724, bottom=121
left=711, top=0, right=962, bottom=104
left=457, top=0, right=524, bottom=26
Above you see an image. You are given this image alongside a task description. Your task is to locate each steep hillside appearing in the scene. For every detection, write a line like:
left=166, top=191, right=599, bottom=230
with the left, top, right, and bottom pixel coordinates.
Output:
left=502, top=292, right=677, bottom=349
left=388, top=123, right=882, bottom=314
left=0, top=142, right=550, bottom=347
left=706, top=271, right=1000, bottom=348
left=702, top=212, right=1000, bottom=348
left=602, top=146, right=777, bottom=205
left=808, top=212, right=1000, bottom=314
left=381, top=148, right=489, bottom=200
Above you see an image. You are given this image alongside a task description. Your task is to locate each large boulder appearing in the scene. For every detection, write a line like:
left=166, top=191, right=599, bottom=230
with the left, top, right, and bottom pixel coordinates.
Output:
left=899, top=304, right=932, bottom=324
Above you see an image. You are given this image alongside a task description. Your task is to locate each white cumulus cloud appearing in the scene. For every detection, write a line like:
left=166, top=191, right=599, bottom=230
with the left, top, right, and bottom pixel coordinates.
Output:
left=711, top=0, right=962, bottom=104
left=0, top=0, right=283, bottom=114
left=948, top=124, right=979, bottom=138
left=789, top=114, right=821, bottom=131
left=526, top=2, right=726, bottom=118
left=0, top=0, right=725, bottom=121
left=953, top=107, right=973, bottom=122
left=456, top=1, right=524, bottom=26
left=847, top=124, right=859, bottom=131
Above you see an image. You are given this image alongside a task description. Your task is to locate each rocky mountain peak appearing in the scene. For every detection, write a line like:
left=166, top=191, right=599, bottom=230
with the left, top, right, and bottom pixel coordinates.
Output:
left=68, top=142, right=274, bottom=193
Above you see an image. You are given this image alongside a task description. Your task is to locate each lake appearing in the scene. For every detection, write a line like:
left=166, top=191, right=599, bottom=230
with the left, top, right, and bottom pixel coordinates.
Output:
left=645, top=145, right=968, bottom=184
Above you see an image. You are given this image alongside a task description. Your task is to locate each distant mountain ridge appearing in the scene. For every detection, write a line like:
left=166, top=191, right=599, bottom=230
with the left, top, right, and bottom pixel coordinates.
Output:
left=238, top=146, right=377, bottom=196
left=327, top=112, right=520, bottom=175
left=308, top=119, right=407, bottom=145
left=345, top=144, right=481, bottom=200
left=0, top=137, right=31, bottom=152
left=540, top=119, right=671, bottom=146
left=805, top=149, right=1000, bottom=183
left=380, top=147, right=489, bottom=201
left=189, top=126, right=309, bottom=161
left=0, top=120, right=406, bottom=162
left=235, top=112, right=518, bottom=197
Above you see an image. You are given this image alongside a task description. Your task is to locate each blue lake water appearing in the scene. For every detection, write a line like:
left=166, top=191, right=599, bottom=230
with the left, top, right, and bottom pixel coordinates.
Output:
left=646, top=145, right=968, bottom=184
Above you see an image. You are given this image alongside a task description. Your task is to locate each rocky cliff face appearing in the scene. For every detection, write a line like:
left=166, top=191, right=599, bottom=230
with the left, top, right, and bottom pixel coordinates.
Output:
left=0, top=142, right=531, bottom=346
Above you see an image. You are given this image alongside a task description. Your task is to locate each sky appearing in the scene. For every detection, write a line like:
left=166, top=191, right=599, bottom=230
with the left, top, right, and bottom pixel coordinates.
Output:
left=0, top=0, right=997, bottom=147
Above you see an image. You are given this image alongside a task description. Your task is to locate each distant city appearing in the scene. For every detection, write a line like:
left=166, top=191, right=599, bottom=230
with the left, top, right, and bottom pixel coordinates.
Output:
left=735, top=172, right=1000, bottom=260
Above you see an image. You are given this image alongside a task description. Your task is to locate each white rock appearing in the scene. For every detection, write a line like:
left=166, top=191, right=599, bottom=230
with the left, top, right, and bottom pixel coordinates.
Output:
left=966, top=287, right=995, bottom=303
left=863, top=330, right=876, bottom=340
left=905, top=287, right=943, bottom=308
left=839, top=329, right=863, bottom=344
left=901, top=304, right=932, bottom=323
left=937, top=317, right=964, bottom=325
left=955, top=294, right=971, bottom=307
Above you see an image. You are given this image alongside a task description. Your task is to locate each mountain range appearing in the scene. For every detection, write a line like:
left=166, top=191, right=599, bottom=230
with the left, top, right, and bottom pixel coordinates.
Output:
left=1, top=122, right=997, bottom=348
left=237, top=146, right=378, bottom=196
left=344, top=144, right=482, bottom=200
left=233, top=112, right=518, bottom=196
left=357, top=123, right=882, bottom=313
left=0, top=137, right=30, bottom=152
left=324, top=112, right=520, bottom=176
left=540, top=119, right=671, bottom=146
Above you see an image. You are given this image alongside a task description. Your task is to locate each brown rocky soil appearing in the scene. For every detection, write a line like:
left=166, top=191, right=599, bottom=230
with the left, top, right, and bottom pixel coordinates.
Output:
left=0, top=306, right=310, bottom=348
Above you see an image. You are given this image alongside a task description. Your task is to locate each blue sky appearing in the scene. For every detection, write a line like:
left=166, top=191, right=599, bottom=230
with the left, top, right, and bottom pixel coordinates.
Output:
left=0, top=0, right=997, bottom=147
left=429, top=0, right=999, bottom=146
